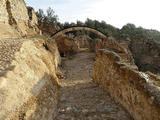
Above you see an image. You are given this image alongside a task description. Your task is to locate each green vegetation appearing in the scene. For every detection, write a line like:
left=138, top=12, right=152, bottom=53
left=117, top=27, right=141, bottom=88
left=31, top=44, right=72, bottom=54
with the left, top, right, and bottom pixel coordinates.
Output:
left=36, top=7, right=59, bottom=34
left=120, top=23, right=160, bottom=42
left=36, top=7, right=160, bottom=43
left=36, top=7, right=58, bottom=24
left=57, top=18, right=119, bottom=39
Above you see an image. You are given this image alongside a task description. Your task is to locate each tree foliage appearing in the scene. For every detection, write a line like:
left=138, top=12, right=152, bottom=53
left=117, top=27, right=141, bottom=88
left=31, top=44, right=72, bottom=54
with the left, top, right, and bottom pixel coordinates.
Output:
left=36, top=7, right=58, bottom=24
left=121, top=23, right=160, bottom=42
left=35, top=8, right=160, bottom=42
left=57, top=18, right=119, bottom=39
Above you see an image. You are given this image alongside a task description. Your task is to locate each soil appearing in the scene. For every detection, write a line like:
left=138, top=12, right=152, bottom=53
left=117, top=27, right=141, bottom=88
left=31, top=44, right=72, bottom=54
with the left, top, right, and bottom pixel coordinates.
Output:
left=55, top=51, right=132, bottom=120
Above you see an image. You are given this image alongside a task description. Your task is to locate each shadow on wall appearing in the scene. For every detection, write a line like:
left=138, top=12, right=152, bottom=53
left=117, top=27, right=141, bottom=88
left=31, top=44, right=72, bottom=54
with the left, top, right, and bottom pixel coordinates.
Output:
left=6, top=0, right=17, bottom=25
left=0, top=65, right=15, bottom=77
left=8, top=73, right=59, bottom=120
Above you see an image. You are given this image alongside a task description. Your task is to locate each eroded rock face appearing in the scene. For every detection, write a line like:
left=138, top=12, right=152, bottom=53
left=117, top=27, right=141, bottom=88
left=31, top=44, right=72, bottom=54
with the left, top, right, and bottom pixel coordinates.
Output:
left=74, top=35, right=92, bottom=48
left=94, top=49, right=160, bottom=120
left=129, top=38, right=160, bottom=74
left=0, top=0, right=38, bottom=38
left=0, top=0, right=9, bottom=23
left=89, top=37, right=135, bottom=65
left=27, top=6, right=40, bottom=35
left=116, top=36, right=160, bottom=74
left=0, top=39, right=60, bottom=120
left=27, top=7, right=38, bottom=26
left=55, top=35, right=78, bottom=57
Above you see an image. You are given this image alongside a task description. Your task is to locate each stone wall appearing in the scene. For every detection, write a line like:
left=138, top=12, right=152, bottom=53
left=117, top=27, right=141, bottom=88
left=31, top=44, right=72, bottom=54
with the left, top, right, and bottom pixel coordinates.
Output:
left=9, top=0, right=29, bottom=24
left=89, top=37, right=135, bottom=65
left=0, top=0, right=8, bottom=23
left=0, top=0, right=38, bottom=38
left=0, top=22, right=21, bottom=38
left=0, top=38, right=61, bottom=120
left=27, top=6, right=40, bottom=35
left=74, top=35, right=92, bottom=48
left=54, top=35, right=78, bottom=57
left=94, top=49, right=160, bottom=120
left=27, top=7, right=38, bottom=26
left=0, top=0, right=21, bottom=38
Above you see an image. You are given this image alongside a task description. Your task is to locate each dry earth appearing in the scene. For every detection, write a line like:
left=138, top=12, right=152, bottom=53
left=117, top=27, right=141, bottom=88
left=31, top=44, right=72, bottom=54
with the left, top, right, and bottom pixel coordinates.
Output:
left=55, top=51, right=132, bottom=120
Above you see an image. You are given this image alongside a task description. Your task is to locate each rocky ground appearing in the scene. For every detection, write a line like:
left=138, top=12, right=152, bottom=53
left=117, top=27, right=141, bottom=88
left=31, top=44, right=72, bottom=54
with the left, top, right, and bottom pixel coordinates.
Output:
left=55, top=51, right=132, bottom=120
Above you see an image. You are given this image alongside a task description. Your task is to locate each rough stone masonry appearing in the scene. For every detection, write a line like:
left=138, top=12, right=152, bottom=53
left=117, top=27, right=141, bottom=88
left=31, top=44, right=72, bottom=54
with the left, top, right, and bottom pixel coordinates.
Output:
left=0, top=0, right=39, bottom=38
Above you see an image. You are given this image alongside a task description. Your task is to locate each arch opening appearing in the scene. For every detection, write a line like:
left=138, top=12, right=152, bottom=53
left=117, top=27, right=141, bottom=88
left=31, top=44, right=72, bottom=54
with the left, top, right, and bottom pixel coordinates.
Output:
left=51, top=26, right=108, bottom=40
left=49, top=26, right=127, bottom=58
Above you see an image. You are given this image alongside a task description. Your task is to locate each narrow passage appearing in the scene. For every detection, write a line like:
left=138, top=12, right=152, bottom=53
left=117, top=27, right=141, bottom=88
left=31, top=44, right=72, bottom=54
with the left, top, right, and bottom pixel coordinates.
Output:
left=55, top=51, right=132, bottom=120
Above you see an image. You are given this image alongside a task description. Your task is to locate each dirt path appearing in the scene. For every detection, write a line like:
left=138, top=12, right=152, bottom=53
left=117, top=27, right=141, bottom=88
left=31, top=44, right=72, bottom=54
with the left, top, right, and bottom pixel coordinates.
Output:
left=55, top=51, right=132, bottom=120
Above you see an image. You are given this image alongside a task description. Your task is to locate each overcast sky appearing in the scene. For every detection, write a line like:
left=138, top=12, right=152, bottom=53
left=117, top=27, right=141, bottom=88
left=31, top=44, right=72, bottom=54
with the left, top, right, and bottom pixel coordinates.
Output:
left=25, top=0, right=160, bottom=31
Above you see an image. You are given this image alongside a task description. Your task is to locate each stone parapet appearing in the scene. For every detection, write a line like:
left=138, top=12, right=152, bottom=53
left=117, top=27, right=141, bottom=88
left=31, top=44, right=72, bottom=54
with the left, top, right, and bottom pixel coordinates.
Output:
left=94, top=49, right=160, bottom=120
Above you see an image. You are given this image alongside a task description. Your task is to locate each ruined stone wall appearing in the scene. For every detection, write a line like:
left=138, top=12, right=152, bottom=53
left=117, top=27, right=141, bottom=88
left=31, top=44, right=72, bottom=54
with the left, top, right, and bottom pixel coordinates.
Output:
left=9, top=0, right=30, bottom=35
left=0, top=0, right=8, bottom=23
left=27, top=6, right=40, bottom=35
left=94, top=49, right=160, bottom=120
left=10, top=0, right=29, bottom=23
left=0, top=0, right=38, bottom=37
left=74, top=35, right=92, bottom=48
left=27, top=7, right=38, bottom=26
left=0, top=38, right=61, bottom=120
left=89, top=37, right=135, bottom=65
left=0, top=0, right=21, bottom=38
left=54, top=35, right=78, bottom=57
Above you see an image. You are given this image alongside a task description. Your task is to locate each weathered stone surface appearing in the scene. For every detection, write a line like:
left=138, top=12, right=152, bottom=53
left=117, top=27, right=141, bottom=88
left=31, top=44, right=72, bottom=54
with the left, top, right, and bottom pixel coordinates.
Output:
left=52, top=27, right=107, bottom=40
left=0, top=0, right=39, bottom=38
left=27, top=7, right=38, bottom=26
left=27, top=6, right=40, bottom=35
left=55, top=35, right=78, bottom=57
left=0, top=38, right=60, bottom=120
left=89, top=38, right=103, bottom=52
left=0, top=23, right=21, bottom=38
left=0, top=0, right=8, bottom=24
left=74, top=35, right=92, bottom=48
left=89, top=36, right=135, bottom=65
left=94, top=49, right=160, bottom=120
left=0, top=0, right=21, bottom=38
left=129, top=38, right=160, bottom=74
left=6, top=0, right=29, bottom=35
left=117, top=36, right=160, bottom=74
left=51, top=27, right=136, bottom=66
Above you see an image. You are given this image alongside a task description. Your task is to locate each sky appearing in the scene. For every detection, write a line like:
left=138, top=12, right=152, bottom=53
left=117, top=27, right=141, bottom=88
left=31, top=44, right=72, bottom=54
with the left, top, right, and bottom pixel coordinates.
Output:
left=25, top=0, right=160, bottom=31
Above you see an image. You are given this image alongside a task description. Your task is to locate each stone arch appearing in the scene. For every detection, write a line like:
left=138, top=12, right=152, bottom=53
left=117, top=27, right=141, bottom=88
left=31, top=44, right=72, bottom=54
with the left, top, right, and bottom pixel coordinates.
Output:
left=51, top=26, right=107, bottom=40
left=50, top=26, right=127, bottom=54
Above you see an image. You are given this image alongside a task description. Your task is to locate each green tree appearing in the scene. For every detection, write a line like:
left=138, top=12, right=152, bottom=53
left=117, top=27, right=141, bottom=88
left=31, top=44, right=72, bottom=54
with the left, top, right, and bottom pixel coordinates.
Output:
left=36, top=7, right=58, bottom=24
left=76, top=20, right=84, bottom=26
left=45, top=7, right=58, bottom=23
left=36, top=9, right=45, bottom=21
left=85, top=18, right=95, bottom=28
